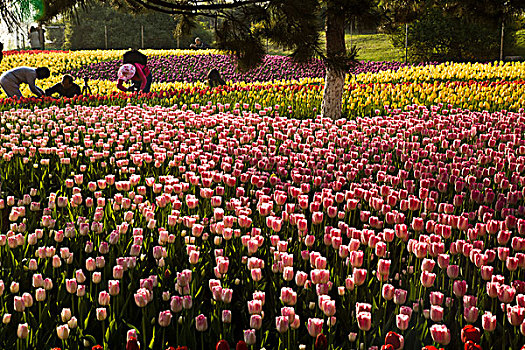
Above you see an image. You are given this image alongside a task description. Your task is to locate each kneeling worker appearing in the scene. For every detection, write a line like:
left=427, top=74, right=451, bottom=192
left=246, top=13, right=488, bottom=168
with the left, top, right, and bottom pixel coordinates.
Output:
left=0, top=66, right=50, bottom=98
left=45, top=74, right=81, bottom=98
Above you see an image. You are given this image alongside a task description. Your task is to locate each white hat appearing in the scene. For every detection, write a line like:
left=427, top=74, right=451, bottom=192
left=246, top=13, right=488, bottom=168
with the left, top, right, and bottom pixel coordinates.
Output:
left=118, top=64, right=136, bottom=81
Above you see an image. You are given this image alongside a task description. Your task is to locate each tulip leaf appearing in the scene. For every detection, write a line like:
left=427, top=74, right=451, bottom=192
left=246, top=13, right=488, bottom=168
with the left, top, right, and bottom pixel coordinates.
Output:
left=84, top=309, right=92, bottom=329
left=148, top=326, right=156, bottom=349
left=105, top=319, right=116, bottom=343
left=261, top=330, right=270, bottom=345
left=123, top=319, right=139, bottom=333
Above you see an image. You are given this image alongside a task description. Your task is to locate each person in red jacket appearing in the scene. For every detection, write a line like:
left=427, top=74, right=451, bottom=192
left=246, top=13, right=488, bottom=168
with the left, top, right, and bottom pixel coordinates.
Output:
left=117, top=63, right=152, bottom=93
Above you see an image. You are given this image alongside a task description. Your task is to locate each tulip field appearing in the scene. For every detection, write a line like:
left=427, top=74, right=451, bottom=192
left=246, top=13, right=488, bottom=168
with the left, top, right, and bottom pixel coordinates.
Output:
left=1, top=50, right=525, bottom=350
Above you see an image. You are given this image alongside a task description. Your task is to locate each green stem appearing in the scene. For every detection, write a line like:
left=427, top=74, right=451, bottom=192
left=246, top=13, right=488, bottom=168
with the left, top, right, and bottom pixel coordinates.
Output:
left=102, top=320, right=106, bottom=349
left=142, top=310, right=148, bottom=350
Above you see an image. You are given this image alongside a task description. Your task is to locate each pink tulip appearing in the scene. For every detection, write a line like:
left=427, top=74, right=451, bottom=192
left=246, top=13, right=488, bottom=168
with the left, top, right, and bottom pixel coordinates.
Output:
left=17, top=323, right=29, bottom=339
left=394, top=289, right=407, bottom=305
left=183, top=295, right=192, bottom=309
left=307, top=318, right=324, bottom=337
left=222, top=310, right=232, bottom=323
left=32, top=274, right=44, bottom=288
left=349, top=251, right=364, bottom=267
left=61, top=308, right=72, bottom=322
left=108, top=280, right=120, bottom=296
left=430, top=291, right=444, bottom=306
left=453, top=280, right=467, bottom=297
left=382, top=284, right=395, bottom=300
left=357, top=312, right=372, bottom=331
left=321, top=299, right=336, bottom=317
left=35, top=288, right=46, bottom=302
left=481, top=265, right=493, bottom=280
left=85, top=257, right=96, bottom=271
left=134, top=288, right=151, bottom=307
left=158, top=310, right=172, bottom=327
left=464, top=306, right=479, bottom=323
left=421, top=258, right=435, bottom=272
left=498, top=284, right=516, bottom=303
left=13, top=296, right=25, bottom=312
left=377, top=259, right=391, bottom=276
left=244, top=329, right=256, bottom=345
left=430, top=305, right=444, bottom=322
left=420, top=270, right=436, bottom=288
left=295, top=271, right=308, bottom=286
left=96, top=307, right=107, bottom=321
left=98, top=291, right=110, bottom=306
left=446, top=264, right=459, bottom=279
left=275, top=316, right=289, bottom=333
left=507, top=305, right=525, bottom=326
left=56, top=324, right=70, bottom=340
left=251, top=268, right=262, bottom=281
left=430, top=324, right=451, bottom=345
left=353, top=268, right=367, bottom=286
left=482, top=312, right=496, bottom=332
left=195, top=314, right=208, bottom=331
left=248, top=300, right=263, bottom=314
left=396, top=314, right=410, bottom=330
left=22, top=292, right=33, bottom=307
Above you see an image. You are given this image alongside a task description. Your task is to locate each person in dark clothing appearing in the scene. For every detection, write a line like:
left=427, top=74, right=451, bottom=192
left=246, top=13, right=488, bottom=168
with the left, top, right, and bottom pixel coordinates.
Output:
left=190, top=37, right=209, bottom=49
left=0, top=42, right=3, bottom=64
left=207, top=69, right=226, bottom=88
left=45, top=74, right=81, bottom=98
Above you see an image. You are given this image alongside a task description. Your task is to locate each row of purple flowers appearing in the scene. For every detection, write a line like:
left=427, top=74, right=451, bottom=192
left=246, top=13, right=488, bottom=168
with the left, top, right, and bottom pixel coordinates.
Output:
left=66, top=54, right=430, bottom=83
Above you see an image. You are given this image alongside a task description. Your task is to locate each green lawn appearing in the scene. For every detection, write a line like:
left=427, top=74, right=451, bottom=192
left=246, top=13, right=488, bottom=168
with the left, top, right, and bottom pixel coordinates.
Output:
left=342, top=33, right=404, bottom=62
left=267, top=30, right=525, bottom=62
left=267, top=33, right=404, bottom=62
left=509, top=29, right=525, bottom=57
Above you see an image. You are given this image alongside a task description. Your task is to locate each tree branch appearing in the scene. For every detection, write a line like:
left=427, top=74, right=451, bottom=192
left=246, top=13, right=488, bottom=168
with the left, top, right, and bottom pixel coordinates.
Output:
left=126, top=0, right=270, bottom=11
left=125, top=0, right=216, bottom=16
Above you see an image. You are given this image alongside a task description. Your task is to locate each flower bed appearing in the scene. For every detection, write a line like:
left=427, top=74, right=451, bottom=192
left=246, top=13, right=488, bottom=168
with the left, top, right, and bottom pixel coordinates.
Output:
left=65, top=54, right=421, bottom=83
left=0, top=103, right=524, bottom=349
left=2, top=79, right=524, bottom=116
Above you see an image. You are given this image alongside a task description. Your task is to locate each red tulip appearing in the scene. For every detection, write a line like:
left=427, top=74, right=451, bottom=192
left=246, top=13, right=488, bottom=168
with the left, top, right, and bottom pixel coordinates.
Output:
left=236, top=341, right=248, bottom=350
left=216, top=340, right=230, bottom=350
left=384, top=331, right=404, bottom=349
left=461, top=325, right=481, bottom=344
left=464, top=340, right=482, bottom=350
left=126, top=337, right=140, bottom=350
left=315, top=333, right=327, bottom=350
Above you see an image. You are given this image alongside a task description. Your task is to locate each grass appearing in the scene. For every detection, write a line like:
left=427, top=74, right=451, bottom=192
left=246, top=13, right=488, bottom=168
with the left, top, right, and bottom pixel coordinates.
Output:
left=343, top=33, right=404, bottom=62
left=266, top=33, right=404, bottom=62
left=508, top=29, right=525, bottom=57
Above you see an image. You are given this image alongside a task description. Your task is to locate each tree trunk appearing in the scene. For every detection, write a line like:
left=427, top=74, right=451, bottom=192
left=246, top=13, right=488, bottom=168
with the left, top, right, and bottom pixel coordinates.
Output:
left=321, top=0, right=346, bottom=120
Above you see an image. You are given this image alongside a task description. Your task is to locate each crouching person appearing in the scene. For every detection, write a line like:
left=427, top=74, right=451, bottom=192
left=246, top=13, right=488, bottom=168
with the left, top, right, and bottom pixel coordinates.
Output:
left=45, top=74, right=81, bottom=98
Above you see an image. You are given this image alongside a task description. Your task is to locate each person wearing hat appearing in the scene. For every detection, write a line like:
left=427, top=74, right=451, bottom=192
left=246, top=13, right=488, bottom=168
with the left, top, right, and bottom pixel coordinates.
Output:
left=0, top=66, right=50, bottom=98
left=117, top=62, right=152, bottom=93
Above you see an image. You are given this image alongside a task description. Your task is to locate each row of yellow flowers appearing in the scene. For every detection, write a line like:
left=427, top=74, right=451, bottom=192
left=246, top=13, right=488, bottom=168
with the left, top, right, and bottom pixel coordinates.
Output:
left=0, top=49, right=223, bottom=75
left=3, top=78, right=523, bottom=116
left=350, top=61, right=525, bottom=84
